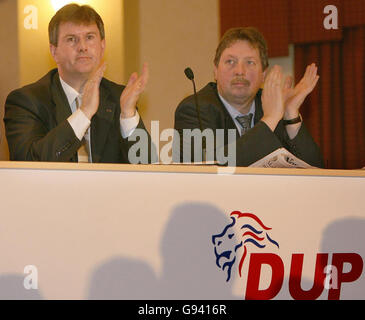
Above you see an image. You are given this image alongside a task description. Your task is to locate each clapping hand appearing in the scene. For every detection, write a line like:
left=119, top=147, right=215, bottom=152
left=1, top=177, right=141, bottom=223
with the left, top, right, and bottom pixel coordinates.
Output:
left=80, top=62, right=107, bottom=120
left=261, top=65, right=285, bottom=131
left=283, top=63, right=319, bottom=119
left=120, top=63, right=149, bottom=118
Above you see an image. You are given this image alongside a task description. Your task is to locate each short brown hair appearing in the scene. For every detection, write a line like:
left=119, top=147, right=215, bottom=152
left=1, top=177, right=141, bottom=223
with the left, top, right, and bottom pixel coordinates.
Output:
left=214, top=27, right=269, bottom=70
left=49, top=4, right=105, bottom=46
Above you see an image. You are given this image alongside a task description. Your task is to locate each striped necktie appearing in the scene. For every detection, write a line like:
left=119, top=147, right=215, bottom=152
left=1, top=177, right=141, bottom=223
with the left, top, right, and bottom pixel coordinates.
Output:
left=236, top=114, right=253, bottom=136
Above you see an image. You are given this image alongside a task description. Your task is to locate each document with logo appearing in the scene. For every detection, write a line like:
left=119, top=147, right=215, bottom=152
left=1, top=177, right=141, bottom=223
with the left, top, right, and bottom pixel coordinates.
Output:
left=249, top=148, right=317, bottom=168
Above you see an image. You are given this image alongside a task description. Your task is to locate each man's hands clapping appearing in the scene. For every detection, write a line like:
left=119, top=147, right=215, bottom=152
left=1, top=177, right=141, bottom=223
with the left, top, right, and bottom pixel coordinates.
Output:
left=79, top=62, right=149, bottom=121
left=261, top=63, right=319, bottom=137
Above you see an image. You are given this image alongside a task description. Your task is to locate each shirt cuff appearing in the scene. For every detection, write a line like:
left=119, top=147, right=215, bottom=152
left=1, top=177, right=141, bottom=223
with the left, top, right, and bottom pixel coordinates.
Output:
left=120, top=111, right=140, bottom=138
left=67, top=109, right=91, bottom=141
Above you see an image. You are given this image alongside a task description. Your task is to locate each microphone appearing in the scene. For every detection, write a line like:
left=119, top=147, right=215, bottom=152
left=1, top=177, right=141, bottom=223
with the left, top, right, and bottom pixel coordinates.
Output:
left=184, top=67, right=194, bottom=81
left=184, top=67, right=203, bottom=132
left=184, top=67, right=205, bottom=161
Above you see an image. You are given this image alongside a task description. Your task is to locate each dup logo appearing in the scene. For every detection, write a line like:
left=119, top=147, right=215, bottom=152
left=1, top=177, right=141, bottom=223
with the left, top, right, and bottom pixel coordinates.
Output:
left=212, top=211, right=279, bottom=282
left=212, top=210, right=364, bottom=300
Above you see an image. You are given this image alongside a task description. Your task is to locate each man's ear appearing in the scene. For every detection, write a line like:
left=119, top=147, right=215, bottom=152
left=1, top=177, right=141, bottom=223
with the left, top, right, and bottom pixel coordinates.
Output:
left=263, top=68, right=268, bottom=80
left=50, top=44, right=57, bottom=61
left=213, top=64, right=218, bottom=81
left=101, top=38, right=106, bottom=56
left=261, top=68, right=268, bottom=88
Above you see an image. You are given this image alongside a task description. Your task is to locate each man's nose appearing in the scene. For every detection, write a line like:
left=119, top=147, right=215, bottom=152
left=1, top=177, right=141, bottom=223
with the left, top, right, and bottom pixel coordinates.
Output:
left=77, top=38, right=88, bottom=52
left=234, top=62, right=246, bottom=76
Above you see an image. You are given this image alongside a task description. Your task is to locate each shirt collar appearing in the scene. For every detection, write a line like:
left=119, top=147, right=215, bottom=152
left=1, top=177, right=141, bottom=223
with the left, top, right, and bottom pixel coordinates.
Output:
left=218, top=93, right=256, bottom=127
left=59, top=76, right=80, bottom=107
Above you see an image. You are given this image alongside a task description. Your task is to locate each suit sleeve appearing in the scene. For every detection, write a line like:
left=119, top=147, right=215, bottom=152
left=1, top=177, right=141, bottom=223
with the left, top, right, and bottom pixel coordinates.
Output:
left=174, top=98, right=208, bottom=163
left=119, top=116, right=158, bottom=164
left=4, top=90, right=82, bottom=162
left=277, top=122, right=324, bottom=168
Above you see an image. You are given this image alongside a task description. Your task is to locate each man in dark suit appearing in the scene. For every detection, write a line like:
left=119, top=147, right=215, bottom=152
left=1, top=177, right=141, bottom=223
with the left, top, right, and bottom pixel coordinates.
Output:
left=4, top=4, right=153, bottom=163
left=174, top=27, right=324, bottom=167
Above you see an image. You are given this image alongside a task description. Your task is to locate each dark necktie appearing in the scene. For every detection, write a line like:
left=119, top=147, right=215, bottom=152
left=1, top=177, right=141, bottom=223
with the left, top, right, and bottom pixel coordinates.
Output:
left=236, top=114, right=253, bottom=136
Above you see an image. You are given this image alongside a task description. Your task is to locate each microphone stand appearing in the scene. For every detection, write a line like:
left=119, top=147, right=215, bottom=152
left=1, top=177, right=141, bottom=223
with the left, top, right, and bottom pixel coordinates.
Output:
left=184, top=68, right=206, bottom=162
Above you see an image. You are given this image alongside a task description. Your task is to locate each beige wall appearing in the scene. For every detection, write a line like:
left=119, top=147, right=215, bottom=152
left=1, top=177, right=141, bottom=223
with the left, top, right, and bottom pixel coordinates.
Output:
left=134, top=0, right=220, bottom=135
left=18, top=0, right=55, bottom=85
left=0, top=0, right=19, bottom=160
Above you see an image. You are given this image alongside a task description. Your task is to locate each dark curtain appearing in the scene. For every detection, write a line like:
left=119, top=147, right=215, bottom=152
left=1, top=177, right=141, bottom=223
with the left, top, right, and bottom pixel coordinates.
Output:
left=295, top=27, right=365, bottom=169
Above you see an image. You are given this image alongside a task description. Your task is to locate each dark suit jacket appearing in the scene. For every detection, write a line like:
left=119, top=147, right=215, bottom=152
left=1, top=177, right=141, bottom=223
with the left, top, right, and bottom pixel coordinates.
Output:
left=4, top=69, right=153, bottom=163
left=174, top=82, right=324, bottom=167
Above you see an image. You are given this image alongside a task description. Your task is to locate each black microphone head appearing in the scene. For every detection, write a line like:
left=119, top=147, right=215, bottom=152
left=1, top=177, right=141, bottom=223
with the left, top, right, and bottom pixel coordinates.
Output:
left=184, top=67, right=194, bottom=80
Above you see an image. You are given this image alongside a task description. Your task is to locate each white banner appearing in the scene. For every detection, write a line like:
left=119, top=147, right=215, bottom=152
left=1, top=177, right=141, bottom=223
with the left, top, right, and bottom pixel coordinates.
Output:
left=0, top=163, right=364, bottom=300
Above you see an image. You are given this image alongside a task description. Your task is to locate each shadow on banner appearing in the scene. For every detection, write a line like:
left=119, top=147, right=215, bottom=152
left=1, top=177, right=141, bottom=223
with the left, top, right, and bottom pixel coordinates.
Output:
left=87, top=203, right=237, bottom=299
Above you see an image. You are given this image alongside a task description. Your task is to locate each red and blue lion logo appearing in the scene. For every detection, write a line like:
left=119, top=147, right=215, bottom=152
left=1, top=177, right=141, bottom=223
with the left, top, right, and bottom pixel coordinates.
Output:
left=212, top=211, right=279, bottom=282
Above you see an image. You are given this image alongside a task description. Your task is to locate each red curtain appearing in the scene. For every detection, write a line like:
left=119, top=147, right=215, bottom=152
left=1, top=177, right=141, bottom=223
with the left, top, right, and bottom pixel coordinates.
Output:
left=220, top=0, right=365, bottom=169
left=295, top=27, right=365, bottom=169
left=219, top=0, right=290, bottom=56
